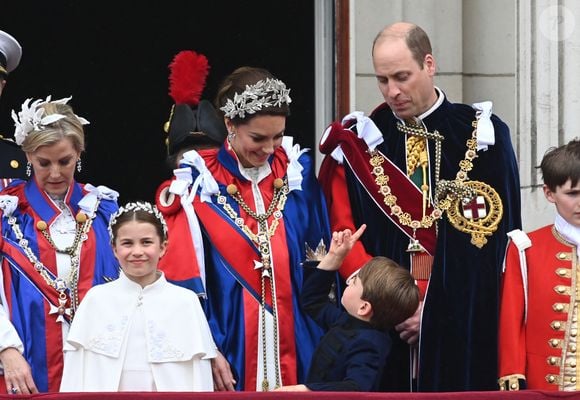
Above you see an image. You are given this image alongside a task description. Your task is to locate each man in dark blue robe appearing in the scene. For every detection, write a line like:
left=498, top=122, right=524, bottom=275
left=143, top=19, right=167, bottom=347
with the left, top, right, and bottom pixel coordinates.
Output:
left=318, top=22, right=521, bottom=392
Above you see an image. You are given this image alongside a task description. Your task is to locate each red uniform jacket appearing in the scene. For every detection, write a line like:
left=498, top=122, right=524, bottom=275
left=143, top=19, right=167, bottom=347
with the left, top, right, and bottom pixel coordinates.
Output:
left=499, top=225, right=578, bottom=390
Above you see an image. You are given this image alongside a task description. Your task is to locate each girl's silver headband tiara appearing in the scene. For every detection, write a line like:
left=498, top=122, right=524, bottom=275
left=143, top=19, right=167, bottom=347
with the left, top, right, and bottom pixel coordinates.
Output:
left=108, top=201, right=168, bottom=242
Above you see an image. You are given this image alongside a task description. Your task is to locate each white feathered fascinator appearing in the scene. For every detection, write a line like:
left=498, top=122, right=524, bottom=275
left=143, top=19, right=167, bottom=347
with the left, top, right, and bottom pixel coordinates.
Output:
left=11, top=96, right=89, bottom=146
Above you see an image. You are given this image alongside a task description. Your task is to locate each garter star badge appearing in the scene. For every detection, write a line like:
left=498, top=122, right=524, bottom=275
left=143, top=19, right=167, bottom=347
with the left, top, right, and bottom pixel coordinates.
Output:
left=446, top=180, right=503, bottom=248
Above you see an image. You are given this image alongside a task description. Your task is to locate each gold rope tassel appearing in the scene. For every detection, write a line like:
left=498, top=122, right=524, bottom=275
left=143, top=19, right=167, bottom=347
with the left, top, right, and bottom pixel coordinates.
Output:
left=405, top=135, right=425, bottom=176
left=419, top=148, right=429, bottom=218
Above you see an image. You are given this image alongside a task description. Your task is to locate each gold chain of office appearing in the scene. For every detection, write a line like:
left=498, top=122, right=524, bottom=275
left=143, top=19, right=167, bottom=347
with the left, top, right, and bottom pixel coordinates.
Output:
left=369, top=120, right=479, bottom=230
left=6, top=202, right=99, bottom=321
left=217, top=177, right=288, bottom=390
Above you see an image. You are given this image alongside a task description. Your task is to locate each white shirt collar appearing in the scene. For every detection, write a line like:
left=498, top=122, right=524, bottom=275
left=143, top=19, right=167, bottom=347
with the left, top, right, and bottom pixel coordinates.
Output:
left=119, top=270, right=165, bottom=291
left=394, top=86, right=445, bottom=123
left=419, top=87, right=445, bottom=120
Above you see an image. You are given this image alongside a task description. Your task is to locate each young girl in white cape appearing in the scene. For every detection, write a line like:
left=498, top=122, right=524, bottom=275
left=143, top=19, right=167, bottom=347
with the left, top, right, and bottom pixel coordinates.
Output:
left=60, top=201, right=216, bottom=392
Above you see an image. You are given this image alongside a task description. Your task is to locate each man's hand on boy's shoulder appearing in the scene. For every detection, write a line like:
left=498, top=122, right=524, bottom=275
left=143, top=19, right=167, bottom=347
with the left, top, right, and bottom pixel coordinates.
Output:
left=395, top=301, right=423, bottom=345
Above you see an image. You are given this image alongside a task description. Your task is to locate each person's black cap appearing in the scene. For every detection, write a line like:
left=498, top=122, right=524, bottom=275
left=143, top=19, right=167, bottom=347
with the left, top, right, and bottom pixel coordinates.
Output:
left=164, top=51, right=227, bottom=156
left=0, top=30, right=22, bottom=79
left=167, top=100, right=226, bottom=155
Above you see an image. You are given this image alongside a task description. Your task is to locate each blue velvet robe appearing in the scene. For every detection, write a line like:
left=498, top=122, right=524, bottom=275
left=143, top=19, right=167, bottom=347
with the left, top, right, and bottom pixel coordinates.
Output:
left=158, top=141, right=331, bottom=390
left=319, top=97, right=521, bottom=391
left=0, top=179, right=119, bottom=392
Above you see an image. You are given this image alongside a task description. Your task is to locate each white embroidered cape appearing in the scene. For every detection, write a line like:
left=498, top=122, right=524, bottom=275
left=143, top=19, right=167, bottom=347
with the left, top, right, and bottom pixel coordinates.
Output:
left=60, top=271, right=217, bottom=392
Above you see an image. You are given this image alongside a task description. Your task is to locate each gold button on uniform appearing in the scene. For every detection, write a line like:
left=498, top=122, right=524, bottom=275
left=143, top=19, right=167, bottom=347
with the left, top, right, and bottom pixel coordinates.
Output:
left=548, top=357, right=557, bottom=365
left=572, top=328, right=578, bottom=337
left=553, top=321, right=562, bottom=330
left=548, top=375, right=556, bottom=383
left=10, top=160, right=19, bottom=169
left=570, top=344, right=577, bottom=353
left=510, top=383, right=517, bottom=390
left=571, top=360, right=577, bottom=368
left=555, top=304, right=564, bottom=311
left=556, top=268, right=567, bottom=276
left=571, top=377, right=577, bottom=383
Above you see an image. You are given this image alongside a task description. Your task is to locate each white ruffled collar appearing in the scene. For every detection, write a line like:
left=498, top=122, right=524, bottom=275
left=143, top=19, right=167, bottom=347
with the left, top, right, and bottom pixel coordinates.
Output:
left=239, top=162, right=271, bottom=184
left=555, top=213, right=580, bottom=250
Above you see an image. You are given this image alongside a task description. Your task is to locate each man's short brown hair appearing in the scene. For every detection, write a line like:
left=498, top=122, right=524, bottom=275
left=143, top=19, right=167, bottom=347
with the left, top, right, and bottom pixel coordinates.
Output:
left=372, top=23, right=433, bottom=69
left=540, top=138, right=580, bottom=192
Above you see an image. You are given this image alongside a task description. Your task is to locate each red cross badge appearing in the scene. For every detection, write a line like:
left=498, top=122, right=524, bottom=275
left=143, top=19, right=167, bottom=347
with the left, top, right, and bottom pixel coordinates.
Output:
left=462, top=196, right=487, bottom=220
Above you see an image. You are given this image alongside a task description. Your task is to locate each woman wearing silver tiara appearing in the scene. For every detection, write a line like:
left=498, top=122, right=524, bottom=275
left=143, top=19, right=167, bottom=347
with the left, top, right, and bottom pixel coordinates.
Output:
left=0, top=96, right=120, bottom=393
left=156, top=67, right=331, bottom=391
left=60, top=201, right=216, bottom=392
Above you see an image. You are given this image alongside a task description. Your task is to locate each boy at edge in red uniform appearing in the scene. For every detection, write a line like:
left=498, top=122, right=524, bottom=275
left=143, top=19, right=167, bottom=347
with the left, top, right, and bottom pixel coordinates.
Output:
left=499, top=138, right=580, bottom=391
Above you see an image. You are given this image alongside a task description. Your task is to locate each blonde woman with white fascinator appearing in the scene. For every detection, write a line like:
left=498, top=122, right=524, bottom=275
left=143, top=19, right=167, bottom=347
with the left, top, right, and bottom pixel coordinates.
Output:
left=0, top=96, right=120, bottom=393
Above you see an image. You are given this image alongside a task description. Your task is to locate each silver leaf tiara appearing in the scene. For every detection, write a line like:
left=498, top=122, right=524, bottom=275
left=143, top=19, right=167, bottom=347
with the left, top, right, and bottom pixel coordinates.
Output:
left=11, top=96, right=90, bottom=146
left=108, top=201, right=168, bottom=242
left=220, top=78, right=292, bottom=119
